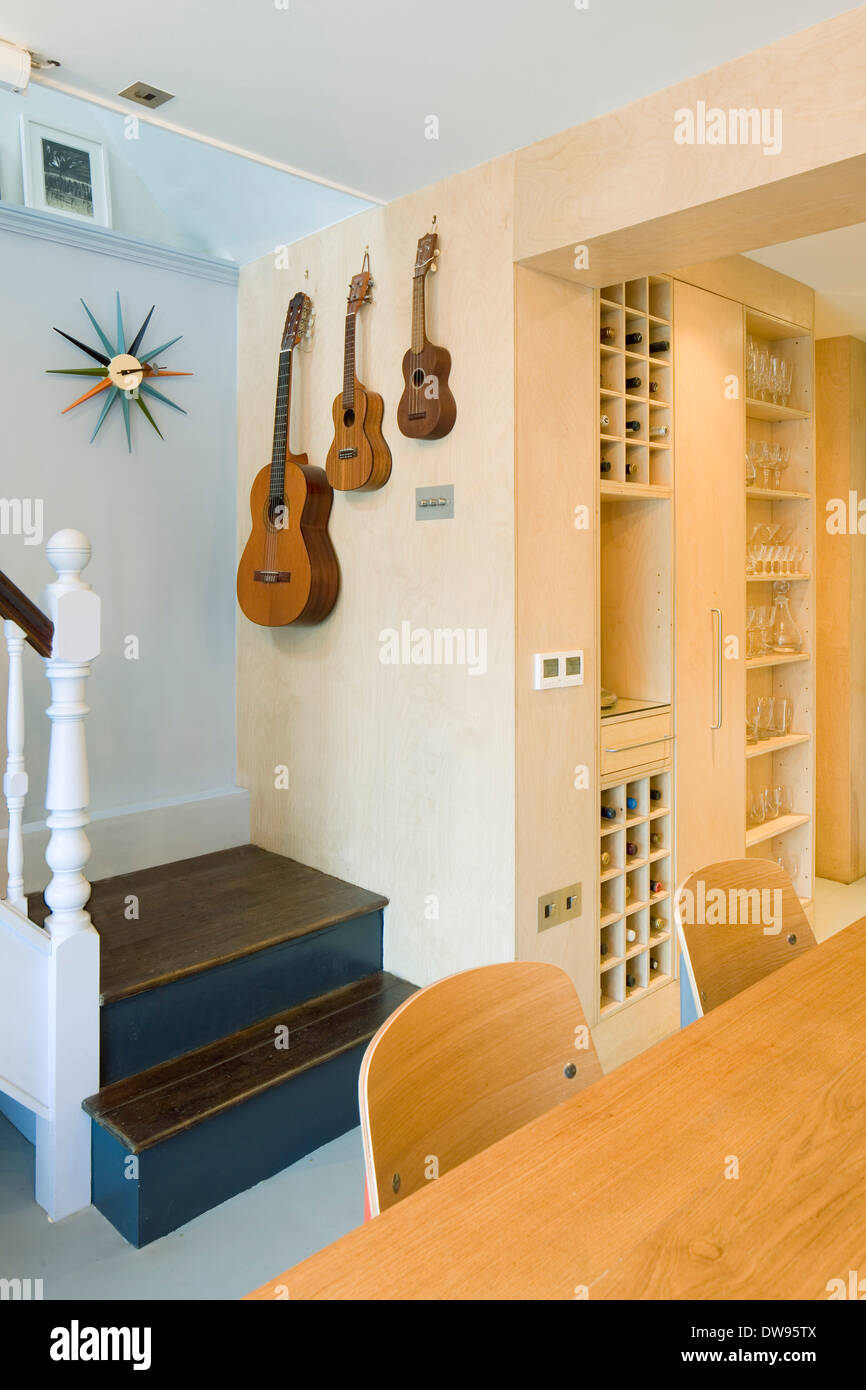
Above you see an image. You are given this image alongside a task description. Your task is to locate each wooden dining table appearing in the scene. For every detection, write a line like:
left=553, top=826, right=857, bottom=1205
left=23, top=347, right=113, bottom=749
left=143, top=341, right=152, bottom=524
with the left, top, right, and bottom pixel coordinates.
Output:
left=246, top=920, right=866, bottom=1300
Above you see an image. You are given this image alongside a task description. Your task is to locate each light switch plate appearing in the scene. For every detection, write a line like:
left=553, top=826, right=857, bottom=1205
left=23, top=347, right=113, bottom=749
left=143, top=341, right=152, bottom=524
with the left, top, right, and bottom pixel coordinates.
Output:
left=416, top=485, right=454, bottom=520
left=537, top=882, right=582, bottom=931
left=533, top=650, right=583, bottom=689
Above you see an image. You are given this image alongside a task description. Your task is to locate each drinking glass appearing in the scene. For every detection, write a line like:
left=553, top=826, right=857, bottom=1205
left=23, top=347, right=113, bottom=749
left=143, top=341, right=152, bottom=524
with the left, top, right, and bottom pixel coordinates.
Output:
left=769, top=355, right=784, bottom=406
left=746, top=693, right=761, bottom=742
left=748, top=790, right=766, bottom=827
left=774, top=784, right=793, bottom=817
left=781, top=359, right=794, bottom=406
left=746, top=611, right=763, bottom=659
left=763, top=785, right=781, bottom=820
left=770, top=696, right=794, bottom=736
left=756, top=696, right=774, bottom=740
left=758, top=604, right=776, bottom=653
left=772, top=443, right=790, bottom=489
left=755, top=346, right=770, bottom=401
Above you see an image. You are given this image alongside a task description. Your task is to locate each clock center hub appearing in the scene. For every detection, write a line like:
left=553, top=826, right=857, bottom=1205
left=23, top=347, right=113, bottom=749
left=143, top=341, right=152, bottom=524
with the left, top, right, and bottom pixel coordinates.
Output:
left=107, top=353, right=144, bottom=390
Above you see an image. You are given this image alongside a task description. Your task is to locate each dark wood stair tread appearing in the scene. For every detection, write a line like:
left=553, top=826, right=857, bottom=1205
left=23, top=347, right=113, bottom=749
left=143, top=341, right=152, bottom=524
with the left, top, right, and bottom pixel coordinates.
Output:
left=28, top=845, right=388, bottom=1004
left=84, top=971, right=413, bottom=1153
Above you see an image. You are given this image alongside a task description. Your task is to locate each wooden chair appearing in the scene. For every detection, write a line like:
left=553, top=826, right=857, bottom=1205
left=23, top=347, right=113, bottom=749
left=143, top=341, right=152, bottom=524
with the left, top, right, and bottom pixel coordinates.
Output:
left=359, top=961, right=602, bottom=1216
left=675, top=857, right=816, bottom=1020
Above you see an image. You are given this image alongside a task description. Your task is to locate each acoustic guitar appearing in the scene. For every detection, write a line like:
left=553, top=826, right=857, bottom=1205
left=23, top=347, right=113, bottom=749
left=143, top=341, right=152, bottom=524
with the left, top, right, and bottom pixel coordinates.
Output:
left=397, top=230, right=456, bottom=440
left=237, top=291, right=339, bottom=626
left=325, top=257, right=391, bottom=491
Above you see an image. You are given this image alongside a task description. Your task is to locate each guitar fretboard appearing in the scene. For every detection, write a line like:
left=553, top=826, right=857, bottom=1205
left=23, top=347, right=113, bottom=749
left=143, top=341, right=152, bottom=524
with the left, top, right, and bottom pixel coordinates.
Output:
left=411, top=276, right=427, bottom=355
left=269, top=347, right=293, bottom=497
left=341, top=315, right=356, bottom=410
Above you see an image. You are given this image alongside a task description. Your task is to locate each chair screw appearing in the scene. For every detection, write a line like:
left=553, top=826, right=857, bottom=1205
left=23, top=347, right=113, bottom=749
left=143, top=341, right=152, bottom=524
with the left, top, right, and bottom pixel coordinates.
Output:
left=392, top=1172, right=401, bottom=1193
left=564, top=1062, right=577, bottom=1079
left=787, top=933, right=797, bottom=945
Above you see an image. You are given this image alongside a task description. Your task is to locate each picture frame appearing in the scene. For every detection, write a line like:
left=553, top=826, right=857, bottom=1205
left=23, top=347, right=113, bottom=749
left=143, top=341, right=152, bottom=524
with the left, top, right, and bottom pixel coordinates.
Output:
left=19, top=117, right=112, bottom=228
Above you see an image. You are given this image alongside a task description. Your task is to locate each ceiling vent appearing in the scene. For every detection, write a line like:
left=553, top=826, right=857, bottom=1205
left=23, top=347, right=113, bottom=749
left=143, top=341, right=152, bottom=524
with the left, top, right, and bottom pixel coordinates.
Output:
left=118, top=81, right=174, bottom=109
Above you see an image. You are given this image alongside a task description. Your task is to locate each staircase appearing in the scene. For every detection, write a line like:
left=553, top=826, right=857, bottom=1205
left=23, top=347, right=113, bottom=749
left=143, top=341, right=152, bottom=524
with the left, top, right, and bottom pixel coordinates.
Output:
left=27, top=844, right=412, bottom=1247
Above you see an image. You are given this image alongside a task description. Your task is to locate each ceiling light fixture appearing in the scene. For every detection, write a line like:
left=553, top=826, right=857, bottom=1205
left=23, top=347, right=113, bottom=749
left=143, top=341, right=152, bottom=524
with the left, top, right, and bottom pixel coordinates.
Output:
left=0, top=37, right=60, bottom=92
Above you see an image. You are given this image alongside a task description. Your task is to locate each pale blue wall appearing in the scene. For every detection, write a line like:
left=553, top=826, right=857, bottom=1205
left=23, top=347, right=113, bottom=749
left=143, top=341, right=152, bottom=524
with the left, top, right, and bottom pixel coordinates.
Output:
left=0, top=210, right=239, bottom=824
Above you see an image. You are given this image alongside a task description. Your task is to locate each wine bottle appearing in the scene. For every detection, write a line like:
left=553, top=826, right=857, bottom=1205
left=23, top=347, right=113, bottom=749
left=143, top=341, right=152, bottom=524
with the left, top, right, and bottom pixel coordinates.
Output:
left=626, top=841, right=638, bottom=857
left=650, top=879, right=662, bottom=895
left=625, top=376, right=641, bottom=390
left=650, top=788, right=662, bottom=801
left=650, top=958, right=660, bottom=972
left=600, top=459, right=612, bottom=474
left=626, top=795, right=638, bottom=809
left=600, top=413, right=610, bottom=428
left=601, top=805, right=616, bottom=820
left=600, top=325, right=616, bottom=343
left=648, top=380, right=661, bottom=394
left=650, top=831, right=662, bottom=848
left=625, top=331, right=642, bottom=345
left=626, top=927, right=637, bottom=942
left=624, top=885, right=632, bottom=903
left=649, top=425, right=669, bottom=439
left=600, top=849, right=611, bottom=869
left=626, top=973, right=636, bottom=988
left=651, top=916, right=666, bottom=932
left=625, top=419, right=641, bottom=433
left=625, top=462, right=638, bottom=477
left=600, top=941, right=609, bottom=956
left=649, top=339, right=670, bottom=354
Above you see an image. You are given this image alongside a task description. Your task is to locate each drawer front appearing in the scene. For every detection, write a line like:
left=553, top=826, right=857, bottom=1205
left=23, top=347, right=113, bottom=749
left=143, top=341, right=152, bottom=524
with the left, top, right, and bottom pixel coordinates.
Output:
left=601, top=712, right=673, bottom=777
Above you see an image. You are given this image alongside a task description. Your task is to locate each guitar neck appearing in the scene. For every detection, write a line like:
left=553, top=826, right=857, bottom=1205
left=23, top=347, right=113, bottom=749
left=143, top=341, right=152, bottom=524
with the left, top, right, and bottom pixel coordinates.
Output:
left=411, top=276, right=427, bottom=353
left=269, top=346, right=293, bottom=496
left=341, top=314, right=357, bottom=409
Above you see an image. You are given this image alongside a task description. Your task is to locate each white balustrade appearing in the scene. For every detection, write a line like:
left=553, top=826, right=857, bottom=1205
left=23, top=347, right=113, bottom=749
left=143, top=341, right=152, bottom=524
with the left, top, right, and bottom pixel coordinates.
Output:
left=41, top=530, right=101, bottom=941
left=3, top=619, right=28, bottom=912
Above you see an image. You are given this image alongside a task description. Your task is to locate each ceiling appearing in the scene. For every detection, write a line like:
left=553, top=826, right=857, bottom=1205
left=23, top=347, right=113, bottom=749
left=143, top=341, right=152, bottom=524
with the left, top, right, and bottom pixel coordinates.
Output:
left=746, top=224, right=866, bottom=341
left=2, top=0, right=862, bottom=204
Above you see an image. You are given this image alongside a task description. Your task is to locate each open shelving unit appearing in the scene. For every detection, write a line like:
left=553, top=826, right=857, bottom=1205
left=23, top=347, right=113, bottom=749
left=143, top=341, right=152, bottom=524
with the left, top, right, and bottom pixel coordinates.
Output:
left=743, top=309, right=815, bottom=904
left=597, top=276, right=677, bottom=1022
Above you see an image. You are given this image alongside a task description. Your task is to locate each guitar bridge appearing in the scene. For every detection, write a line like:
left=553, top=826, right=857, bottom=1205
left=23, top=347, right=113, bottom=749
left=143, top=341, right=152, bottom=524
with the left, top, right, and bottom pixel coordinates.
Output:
left=408, top=411, right=427, bottom=420
left=253, top=570, right=292, bottom=584
left=338, top=447, right=358, bottom=459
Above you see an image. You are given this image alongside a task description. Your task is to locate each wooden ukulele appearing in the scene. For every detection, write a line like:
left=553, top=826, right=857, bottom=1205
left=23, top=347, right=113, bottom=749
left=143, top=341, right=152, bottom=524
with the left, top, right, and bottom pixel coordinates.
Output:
left=397, top=229, right=456, bottom=440
left=237, top=291, right=339, bottom=627
left=325, top=256, right=391, bottom=491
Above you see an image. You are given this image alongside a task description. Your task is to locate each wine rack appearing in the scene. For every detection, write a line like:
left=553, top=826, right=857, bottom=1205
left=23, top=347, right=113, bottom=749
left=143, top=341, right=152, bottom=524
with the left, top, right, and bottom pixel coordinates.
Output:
left=743, top=309, right=815, bottom=907
left=599, top=769, right=674, bottom=1017
left=599, top=276, right=673, bottom=495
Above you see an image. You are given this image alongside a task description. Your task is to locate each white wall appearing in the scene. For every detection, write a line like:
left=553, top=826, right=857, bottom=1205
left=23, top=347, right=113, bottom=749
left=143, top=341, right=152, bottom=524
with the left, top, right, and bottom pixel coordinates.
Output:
left=0, top=208, right=244, bottom=880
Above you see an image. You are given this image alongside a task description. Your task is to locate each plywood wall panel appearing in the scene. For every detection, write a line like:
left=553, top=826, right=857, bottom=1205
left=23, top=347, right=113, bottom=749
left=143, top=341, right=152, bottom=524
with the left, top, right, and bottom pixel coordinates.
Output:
left=237, top=156, right=517, bottom=987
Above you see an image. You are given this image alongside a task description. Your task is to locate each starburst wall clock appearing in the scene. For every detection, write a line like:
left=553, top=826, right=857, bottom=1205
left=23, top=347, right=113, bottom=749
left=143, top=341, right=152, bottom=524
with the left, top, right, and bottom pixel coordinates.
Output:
left=47, top=293, right=191, bottom=451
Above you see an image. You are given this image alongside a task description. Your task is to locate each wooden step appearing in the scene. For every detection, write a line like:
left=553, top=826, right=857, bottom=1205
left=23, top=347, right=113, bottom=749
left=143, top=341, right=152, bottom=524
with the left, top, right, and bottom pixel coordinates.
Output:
left=84, top=971, right=415, bottom=1246
left=29, top=846, right=389, bottom=1085
left=28, top=844, right=388, bottom=1003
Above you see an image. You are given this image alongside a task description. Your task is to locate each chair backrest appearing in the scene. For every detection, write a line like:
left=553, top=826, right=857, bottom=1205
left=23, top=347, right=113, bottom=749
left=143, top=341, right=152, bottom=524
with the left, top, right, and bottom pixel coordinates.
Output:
left=359, top=961, right=602, bottom=1215
left=675, top=857, right=816, bottom=1017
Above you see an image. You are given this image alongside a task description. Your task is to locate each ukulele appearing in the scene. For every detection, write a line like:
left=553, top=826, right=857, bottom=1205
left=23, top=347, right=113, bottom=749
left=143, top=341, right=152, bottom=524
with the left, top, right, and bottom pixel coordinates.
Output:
left=325, top=256, right=391, bottom=491
left=397, top=230, right=456, bottom=440
left=237, top=291, right=339, bottom=627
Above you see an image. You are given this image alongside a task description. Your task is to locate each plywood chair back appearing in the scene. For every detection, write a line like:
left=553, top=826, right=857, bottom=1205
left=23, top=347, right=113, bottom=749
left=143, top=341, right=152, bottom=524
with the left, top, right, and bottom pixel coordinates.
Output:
left=675, top=857, right=816, bottom=1017
left=359, top=961, right=602, bottom=1215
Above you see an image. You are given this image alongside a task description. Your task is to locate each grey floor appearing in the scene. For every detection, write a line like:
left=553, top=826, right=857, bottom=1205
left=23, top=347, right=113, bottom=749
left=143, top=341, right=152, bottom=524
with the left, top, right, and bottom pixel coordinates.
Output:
left=1, top=871, right=861, bottom=1300
left=0, top=1117, right=364, bottom=1300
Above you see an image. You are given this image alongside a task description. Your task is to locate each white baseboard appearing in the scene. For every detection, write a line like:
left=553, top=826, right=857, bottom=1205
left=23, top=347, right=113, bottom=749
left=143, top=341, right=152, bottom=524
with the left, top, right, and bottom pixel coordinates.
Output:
left=2, top=787, right=251, bottom=893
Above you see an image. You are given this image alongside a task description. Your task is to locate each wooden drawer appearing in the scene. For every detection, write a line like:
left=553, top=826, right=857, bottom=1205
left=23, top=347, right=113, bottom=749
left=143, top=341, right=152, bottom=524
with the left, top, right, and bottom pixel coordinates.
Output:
left=601, top=711, right=673, bottom=777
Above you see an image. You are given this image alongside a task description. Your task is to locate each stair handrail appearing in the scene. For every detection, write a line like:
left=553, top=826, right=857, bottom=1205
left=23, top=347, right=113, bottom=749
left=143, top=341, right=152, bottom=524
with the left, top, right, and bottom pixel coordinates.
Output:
left=0, top=568, right=54, bottom=659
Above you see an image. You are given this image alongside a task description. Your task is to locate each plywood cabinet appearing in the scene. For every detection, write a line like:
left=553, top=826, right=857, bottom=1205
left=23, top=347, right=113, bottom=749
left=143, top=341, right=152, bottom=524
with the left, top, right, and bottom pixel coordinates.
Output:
left=673, top=281, right=746, bottom=879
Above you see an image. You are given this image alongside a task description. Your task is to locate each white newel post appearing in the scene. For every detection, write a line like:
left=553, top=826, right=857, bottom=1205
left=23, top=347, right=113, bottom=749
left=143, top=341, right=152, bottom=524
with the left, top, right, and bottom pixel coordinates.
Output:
left=34, top=529, right=101, bottom=1221
left=3, top=619, right=28, bottom=913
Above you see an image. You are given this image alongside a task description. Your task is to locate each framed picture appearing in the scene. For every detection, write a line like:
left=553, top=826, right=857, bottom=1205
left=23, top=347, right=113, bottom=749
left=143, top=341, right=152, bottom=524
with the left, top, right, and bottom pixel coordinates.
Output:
left=19, top=117, right=112, bottom=227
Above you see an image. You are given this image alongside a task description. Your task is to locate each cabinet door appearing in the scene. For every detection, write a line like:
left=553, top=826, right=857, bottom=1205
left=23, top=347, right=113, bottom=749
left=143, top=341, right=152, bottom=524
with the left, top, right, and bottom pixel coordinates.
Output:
left=673, top=281, right=745, bottom=879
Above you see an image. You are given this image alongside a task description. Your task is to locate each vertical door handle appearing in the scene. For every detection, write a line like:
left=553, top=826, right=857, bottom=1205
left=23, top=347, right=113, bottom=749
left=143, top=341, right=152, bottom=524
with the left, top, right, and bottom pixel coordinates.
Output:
left=710, top=607, right=723, bottom=730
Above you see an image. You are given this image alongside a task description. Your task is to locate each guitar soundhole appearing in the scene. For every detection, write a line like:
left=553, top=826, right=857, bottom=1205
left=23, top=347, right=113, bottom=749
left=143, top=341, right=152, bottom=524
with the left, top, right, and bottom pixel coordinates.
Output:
left=266, top=497, right=288, bottom=531
left=343, top=408, right=355, bottom=428
left=412, top=367, right=425, bottom=388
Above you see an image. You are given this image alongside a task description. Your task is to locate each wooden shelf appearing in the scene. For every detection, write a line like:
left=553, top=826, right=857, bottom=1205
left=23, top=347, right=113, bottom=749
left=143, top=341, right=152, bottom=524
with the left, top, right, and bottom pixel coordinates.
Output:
left=600, top=481, right=672, bottom=500
left=600, top=865, right=622, bottom=882
left=746, top=651, right=810, bottom=670
left=745, top=732, right=810, bottom=759
left=745, top=398, right=810, bottom=423
left=745, top=812, right=810, bottom=847
left=600, top=909, right=623, bottom=930
left=746, top=486, right=811, bottom=501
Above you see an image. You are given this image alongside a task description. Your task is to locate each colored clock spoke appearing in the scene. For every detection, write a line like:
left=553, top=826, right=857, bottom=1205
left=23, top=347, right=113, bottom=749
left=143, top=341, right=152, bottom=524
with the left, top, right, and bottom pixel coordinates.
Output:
left=50, top=295, right=191, bottom=449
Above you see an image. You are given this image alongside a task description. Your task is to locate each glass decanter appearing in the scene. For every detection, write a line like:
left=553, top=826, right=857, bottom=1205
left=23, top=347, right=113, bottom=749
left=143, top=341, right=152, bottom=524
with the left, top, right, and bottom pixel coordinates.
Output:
left=772, top=582, right=803, bottom=653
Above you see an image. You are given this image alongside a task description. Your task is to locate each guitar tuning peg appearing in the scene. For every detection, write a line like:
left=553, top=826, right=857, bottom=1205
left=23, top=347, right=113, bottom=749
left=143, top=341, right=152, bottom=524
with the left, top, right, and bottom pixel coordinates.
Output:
left=433, top=248, right=440, bottom=257
left=429, top=263, right=437, bottom=273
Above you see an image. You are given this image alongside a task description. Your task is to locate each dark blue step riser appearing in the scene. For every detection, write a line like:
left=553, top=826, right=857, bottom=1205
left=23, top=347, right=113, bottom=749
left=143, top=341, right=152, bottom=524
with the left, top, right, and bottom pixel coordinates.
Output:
left=100, top=911, right=383, bottom=1084
left=91, top=1042, right=367, bottom=1246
